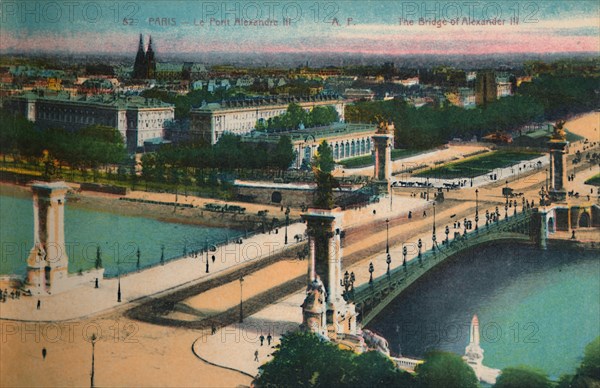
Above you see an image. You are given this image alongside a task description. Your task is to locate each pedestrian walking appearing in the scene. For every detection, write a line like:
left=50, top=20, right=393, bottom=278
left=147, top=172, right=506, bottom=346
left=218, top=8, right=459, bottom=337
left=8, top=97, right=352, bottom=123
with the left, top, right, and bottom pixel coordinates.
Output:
left=42, top=347, right=47, bottom=360
left=37, top=299, right=41, bottom=310
left=267, top=333, right=272, bottom=345
left=259, top=335, right=265, bottom=346
left=254, top=350, right=259, bottom=362
left=211, top=255, right=215, bottom=263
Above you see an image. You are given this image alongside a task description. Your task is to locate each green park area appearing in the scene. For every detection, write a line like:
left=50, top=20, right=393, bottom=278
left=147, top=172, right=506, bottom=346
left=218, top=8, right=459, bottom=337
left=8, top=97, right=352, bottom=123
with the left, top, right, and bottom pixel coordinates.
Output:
left=585, top=173, right=600, bottom=187
left=339, top=149, right=422, bottom=169
left=415, top=150, right=542, bottom=179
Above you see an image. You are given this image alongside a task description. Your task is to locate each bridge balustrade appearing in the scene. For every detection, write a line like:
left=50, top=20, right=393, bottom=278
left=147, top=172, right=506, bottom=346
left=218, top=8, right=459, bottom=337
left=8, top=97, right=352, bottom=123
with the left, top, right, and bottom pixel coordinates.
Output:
left=348, top=210, right=532, bottom=325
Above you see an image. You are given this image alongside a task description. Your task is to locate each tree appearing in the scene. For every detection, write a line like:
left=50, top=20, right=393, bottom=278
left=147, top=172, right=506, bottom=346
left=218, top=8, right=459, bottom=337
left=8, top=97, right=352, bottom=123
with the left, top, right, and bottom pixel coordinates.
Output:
left=493, top=366, right=552, bottom=388
left=255, top=331, right=415, bottom=388
left=312, top=140, right=338, bottom=209
left=578, top=336, right=600, bottom=380
left=271, top=135, right=295, bottom=173
left=415, top=351, right=478, bottom=388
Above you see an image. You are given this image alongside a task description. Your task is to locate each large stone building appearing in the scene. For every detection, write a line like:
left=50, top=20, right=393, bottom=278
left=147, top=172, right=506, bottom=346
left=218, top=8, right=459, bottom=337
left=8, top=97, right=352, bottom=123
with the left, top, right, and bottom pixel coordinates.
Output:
left=189, top=95, right=346, bottom=144
left=3, top=91, right=174, bottom=152
left=243, top=122, right=381, bottom=169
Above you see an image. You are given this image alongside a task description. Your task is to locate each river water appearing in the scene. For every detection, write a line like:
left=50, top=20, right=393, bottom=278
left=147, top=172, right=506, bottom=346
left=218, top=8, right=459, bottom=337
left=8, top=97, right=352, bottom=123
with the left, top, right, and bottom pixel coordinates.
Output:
left=0, top=191, right=242, bottom=277
left=368, top=242, right=599, bottom=379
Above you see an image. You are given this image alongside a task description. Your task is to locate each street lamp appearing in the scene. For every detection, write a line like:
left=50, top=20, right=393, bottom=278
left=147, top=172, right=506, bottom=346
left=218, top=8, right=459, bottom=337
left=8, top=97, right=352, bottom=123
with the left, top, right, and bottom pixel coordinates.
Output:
left=385, top=218, right=390, bottom=254
left=417, top=238, right=422, bottom=266
left=402, top=246, right=407, bottom=271
left=284, top=207, right=290, bottom=245
left=90, top=333, right=98, bottom=388
left=205, top=238, right=209, bottom=273
left=239, top=276, right=244, bottom=323
left=136, top=247, right=140, bottom=270
left=341, top=270, right=350, bottom=294
left=505, top=203, right=509, bottom=220
left=386, top=253, right=392, bottom=274
left=431, top=203, right=437, bottom=251
left=475, top=189, right=479, bottom=231
left=445, top=225, right=450, bottom=244
left=369, top=262, right=374, bottom=284
left=117, top=255, right=121, bottom=303
left=350, top=272, right=355, bottom=291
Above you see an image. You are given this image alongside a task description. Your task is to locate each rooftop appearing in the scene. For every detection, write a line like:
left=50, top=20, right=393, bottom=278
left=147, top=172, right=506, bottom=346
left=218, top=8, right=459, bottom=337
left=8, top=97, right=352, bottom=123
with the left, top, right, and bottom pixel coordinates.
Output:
left=192, top=94, right=342, bottom=112
left=8, top=91, right=174, bottom=109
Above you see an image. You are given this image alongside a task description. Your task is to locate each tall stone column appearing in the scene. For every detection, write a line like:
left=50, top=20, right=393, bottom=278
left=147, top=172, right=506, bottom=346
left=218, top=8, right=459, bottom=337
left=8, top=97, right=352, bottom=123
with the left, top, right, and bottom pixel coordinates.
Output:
left=372, top=125, right=394, bottom=194
left=301, top=209, right=357, bottom=339
left=26, top=181, right=70, bottom=294
left=548, top=123, right=569, bottom=202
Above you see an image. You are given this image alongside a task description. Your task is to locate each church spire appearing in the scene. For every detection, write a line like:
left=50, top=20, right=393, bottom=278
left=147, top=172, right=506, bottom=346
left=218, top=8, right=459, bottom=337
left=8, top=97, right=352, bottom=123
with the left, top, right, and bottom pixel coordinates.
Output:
left=133, top=33, right=147, bottom=79
left=145, top=35, right=156, bottom=79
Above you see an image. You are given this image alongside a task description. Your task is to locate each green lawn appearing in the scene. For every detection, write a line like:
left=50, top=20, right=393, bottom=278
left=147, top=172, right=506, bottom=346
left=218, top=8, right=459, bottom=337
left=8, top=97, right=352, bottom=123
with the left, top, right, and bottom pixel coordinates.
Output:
left=585, top=173, right=600, bottom=187
left=339, top=149, right=422, bottom=169
left=415, top=151, right=542, bottom=179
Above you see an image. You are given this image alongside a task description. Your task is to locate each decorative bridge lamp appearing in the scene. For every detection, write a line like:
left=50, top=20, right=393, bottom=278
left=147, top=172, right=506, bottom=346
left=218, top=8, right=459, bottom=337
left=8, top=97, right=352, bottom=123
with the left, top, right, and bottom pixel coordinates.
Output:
left=485, top=209, right=490, bottom=227
left=386, top=253, right=392, bottom=274
left=505, top=203, right=509, bottom=220
left=417, top=238, right=423, bottom=266
left=431, top=203, right=437, bottom=251
left=402, top=246, right=407, bottom=272
left=445, top=225, right=450, bottom=244
left=284, top=207, right=290, bottom=245
left=341, top=270, right=351, bottom=296
left=350, top=271, right=356, bottom=291
left=368, top=262, right=374, bottom=284
left=385, top=218, right=390, bottom=254
left=475, top=189, right=479, bottom=231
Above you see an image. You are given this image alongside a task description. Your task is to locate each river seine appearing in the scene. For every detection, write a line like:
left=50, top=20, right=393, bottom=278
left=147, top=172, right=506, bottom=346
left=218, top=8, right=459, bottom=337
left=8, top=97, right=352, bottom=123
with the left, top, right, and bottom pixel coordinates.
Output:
left=0, top=192, right=242, bottom=277
left=368, top=242, right=599, bottom=379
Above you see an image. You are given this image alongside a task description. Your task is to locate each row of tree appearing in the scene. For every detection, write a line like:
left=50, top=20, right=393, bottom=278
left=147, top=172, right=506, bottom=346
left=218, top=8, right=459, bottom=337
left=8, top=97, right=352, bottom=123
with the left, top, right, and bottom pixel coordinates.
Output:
left=255, top=103, right=340, bottom=132
left=345, top=73, right=598, bottom=149
left=0, top=109, right=126, bottom=177
left=256, top=331, right=600, bottom=388
left=140, top=134, right=296, bottom=185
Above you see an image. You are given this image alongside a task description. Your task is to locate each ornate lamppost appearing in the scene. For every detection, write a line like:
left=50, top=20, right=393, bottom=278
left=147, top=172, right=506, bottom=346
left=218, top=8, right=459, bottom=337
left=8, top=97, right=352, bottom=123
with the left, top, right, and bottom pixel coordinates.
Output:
left=475, top=189, right=479, bottom=231
left=386, top=253, right=392, bottom=274
left=350, top=271, right=355, bottom=291
left=284, top=207, right=290, bottom=245
left=445, top=225, right=450, bottom=244
left=417, top=238, right=423, bottom=266
left=205, top=238, right=209, bottom=273
left=402, top=246, right=407, bottom=271
left=431, top=202, right=437, bottom=251
left=385, top=218, right=390, bottom=254
left=117, top=256, right=121, bottom=303
left=369, top=262, right=374, bottom=284
left=341, top=270, right=350, bottom=295
left=90, top=333, right=98, bottom=388
left=239, top=276, right=244, bottom=323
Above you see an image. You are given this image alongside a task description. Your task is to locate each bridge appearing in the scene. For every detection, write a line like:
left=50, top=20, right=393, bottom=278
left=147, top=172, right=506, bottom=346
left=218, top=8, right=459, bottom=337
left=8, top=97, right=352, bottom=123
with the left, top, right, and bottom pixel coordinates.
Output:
left=347, top=209, right=533, bottom=326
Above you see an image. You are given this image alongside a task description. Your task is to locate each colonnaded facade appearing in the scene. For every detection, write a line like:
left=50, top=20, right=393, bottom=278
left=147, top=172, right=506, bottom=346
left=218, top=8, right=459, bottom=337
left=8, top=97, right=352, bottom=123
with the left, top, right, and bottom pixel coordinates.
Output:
left=3, top=92, right=175, bottom=152
left=243, top=122, right=385, bottom=169
left=189, top=94, right=346, bottom=144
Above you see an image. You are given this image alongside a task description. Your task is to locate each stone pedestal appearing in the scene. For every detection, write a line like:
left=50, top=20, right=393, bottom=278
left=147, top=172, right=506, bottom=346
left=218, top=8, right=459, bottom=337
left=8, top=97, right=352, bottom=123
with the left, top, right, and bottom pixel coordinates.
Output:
left=548, top=139, right=568, bottom=202
left=301, top=208, right=359, bottom=339
left=372, top=134, right=393, bottom=194
left=25, top=181, right=71, bottom=295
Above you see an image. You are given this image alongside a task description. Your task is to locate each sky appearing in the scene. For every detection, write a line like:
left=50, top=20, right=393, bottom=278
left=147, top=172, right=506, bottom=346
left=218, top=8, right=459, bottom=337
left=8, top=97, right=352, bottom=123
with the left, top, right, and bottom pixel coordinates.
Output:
left=1, top=0, right=599, bottom=57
